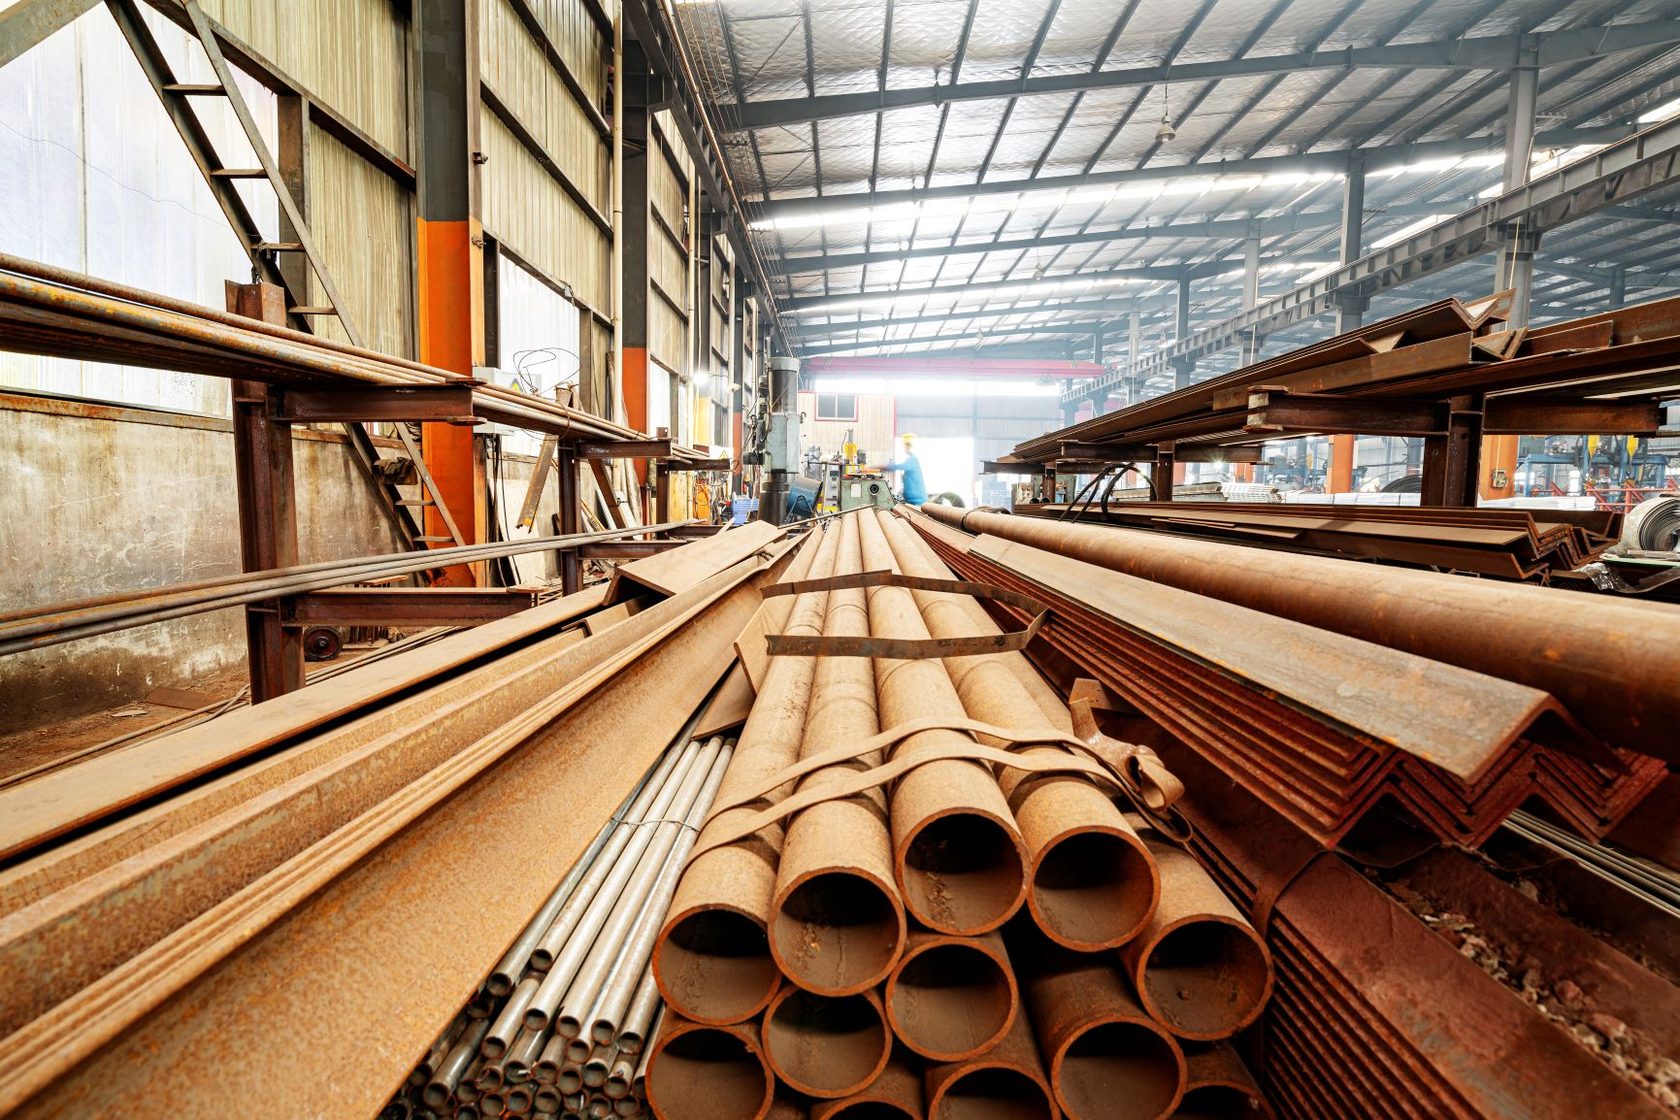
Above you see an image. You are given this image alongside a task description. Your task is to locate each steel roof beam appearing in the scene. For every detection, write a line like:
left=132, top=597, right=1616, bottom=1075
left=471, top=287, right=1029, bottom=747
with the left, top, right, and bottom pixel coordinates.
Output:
left=1060, top=113, right=1680, bottom=404
left=751, top=127, right=1623, bottom=222
left=783, top=265, right=1183, bottom=313
left=724, top=21, right=1680, bottom=132
left=793, top=298, right=1145, bottom=336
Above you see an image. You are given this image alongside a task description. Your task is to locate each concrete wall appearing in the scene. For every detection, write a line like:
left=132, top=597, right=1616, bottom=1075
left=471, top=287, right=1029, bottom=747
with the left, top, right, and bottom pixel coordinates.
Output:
left=0, top=393, right=406, bottom=731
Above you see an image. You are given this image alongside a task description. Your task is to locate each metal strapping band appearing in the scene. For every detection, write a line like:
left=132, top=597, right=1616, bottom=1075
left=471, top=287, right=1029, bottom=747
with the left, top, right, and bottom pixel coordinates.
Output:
left=760, top=570, right=1052, bottom=659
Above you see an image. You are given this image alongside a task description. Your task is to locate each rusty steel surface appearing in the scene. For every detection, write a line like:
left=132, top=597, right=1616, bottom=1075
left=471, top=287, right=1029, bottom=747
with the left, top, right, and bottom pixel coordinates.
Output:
left=654, top=531, right=839, bottom=1025
left=883, top=929, right=1018, bottom=1063
left=917, top=506, right=1680, bottom=758
left=854, top=510, right=1029, bottom=936
left=1163, top=743, right=1677, bottom=1120
left=770, top=514, right=907, bottom=997
left=761, top=985, right=892, bottom=1099
left=923, top=1010, right=1059, bottom=1120
left=879, top=511, right=1161, bottom=951
left=1015, top=926, right=1186, bottom=1120
left=1179, top=1043, right=1273, bottom=1120
left=0, top=545, right=783, bottom=1118
left=646, top=1014, right=774, bottom=1120
left=1117, top=828, right=1272, bottom=1042
left=809, top=1049, right=922, bottom=1119
left=911, top=517, right=1662, bottom=850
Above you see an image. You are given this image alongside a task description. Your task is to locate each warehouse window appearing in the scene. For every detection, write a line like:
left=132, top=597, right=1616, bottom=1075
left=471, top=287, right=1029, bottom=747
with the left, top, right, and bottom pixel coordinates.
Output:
left=816, top=393, right=857, bottom=421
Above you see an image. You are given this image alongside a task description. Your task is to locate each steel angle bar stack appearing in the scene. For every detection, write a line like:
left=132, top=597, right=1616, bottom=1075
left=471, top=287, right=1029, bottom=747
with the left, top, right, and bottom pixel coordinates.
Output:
left=632, top=509, right=1276, bottom=1120
left=1011, top=502, right=1620, bottom=582
left=912, top=505, right=1674, bottom=848
left=1163, top=746, right=1680, bottom=1120
left=0, top=530, right=792, bottom=1120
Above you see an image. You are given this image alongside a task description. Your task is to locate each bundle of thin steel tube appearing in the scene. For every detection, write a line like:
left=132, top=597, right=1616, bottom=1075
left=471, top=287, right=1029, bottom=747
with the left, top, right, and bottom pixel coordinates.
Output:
left=618, top=510, right=1276, bottom=1120
left=381, top=734, right=738, bottom=1120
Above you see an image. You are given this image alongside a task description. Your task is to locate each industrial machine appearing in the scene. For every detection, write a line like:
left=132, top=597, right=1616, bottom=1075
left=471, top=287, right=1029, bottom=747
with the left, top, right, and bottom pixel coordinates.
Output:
left=805, top=428, right=895, bottom=513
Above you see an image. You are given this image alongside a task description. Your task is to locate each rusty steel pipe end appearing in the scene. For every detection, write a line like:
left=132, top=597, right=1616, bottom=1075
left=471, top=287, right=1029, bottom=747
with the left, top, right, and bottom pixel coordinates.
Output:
left=654, top=900, right=782, bottom=1026
left=885, top=929, right=1019, bottom=1062
left=762, top=985, right=894, bottom=1099
left=893, top=794, right=1031, bottom=936
left=770, top=860, right=907, bottom=997
left=1017, top=778, right=1160, bottom=952
left=1123, top=913, right=1272, bottom=1043
left=1177, top=1043, right=1273, bottom=1119
left=1047, top=1015, right=1185, bottom=1120
left=809, top=1049, right=923, bottom=1120
left=1120, top=833, right=1272, bottom=1043
left=923, top=1013, right=1059, bottom=1120
left=646, top=1014, right=774, bottom=1120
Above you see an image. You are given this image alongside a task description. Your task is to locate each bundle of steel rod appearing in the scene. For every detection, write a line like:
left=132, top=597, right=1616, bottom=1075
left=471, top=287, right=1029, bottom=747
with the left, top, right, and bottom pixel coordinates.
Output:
left=635, top=509, right=1275, bottom=1120
left=1012, top=501, right=1620, bottom=581
left=378, top=734, right=739, bottom=1120
left=0, top=520, right=689, bottom=656
left=1160, top=743, right=1680, bottom=1119
left=908, top=508, right=1668, bottom=848
left=0, top=530, right=791, bottom=1118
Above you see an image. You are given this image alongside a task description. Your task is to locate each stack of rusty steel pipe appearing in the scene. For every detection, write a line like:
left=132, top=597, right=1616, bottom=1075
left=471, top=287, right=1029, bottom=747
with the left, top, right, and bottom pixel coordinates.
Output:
left=380, top=733, right=740, bottom=1120
left=635, top=508, right=1275, bottom=1120
left=910, top=505, right=1672, bottom=849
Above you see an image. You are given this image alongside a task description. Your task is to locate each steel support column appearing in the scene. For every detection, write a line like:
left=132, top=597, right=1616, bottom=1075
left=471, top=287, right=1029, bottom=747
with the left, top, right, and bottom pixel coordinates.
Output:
left=1152, top=445, right=1175, bottom=501
left=620, top=42, right=657, bottom=490
left=227, top=281, right=304, bottom=701
left=417, top=0, right=485, bottom=585
left=1336, top=152, right=1368, bottom=333
left=1609, top=267, right=1627, bottom=309
left=1420, top=395, right=1484, bottom=508
left=1171, top=278, right=1196, bottom=389
left=557, top=445, right=581, bottom=593
left=1498, top=49, right=1540, bottom=330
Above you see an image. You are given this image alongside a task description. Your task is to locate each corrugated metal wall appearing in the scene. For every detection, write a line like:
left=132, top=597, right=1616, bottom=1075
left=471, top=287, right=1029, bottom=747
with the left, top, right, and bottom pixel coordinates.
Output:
left=477, top=0, right=611, bottom=316
left=647, top=114, right=691, bottom=377
left=198, top=0, right=411, bottom=158
left=895, top=392, right=1063, bottom=471
left=305, top=124, right=415, bottom=357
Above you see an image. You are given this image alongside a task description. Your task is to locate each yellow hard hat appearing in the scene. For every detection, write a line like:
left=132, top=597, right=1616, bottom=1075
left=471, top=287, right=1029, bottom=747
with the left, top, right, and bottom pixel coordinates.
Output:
left=899, top=432, right=917, bottom=443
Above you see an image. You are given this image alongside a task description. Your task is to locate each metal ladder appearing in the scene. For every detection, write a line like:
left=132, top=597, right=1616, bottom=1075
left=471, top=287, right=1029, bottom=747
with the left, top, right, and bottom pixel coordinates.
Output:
left=108, top=0, right=466, bottom=551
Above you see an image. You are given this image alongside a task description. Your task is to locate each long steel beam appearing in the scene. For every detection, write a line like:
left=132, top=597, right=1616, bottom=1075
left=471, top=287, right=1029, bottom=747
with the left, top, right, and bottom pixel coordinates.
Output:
left=725, top=22, right=1680, bottom=131
left=1064, top=115, right=1680, bottom=403
left=0, top=0, right=98, bottom=68
left=752, top=128, right=1622, bottom=223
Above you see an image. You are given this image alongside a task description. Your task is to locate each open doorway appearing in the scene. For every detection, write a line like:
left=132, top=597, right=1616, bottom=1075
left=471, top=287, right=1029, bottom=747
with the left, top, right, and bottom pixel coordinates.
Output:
left=906, top=436, right=977, bottom=506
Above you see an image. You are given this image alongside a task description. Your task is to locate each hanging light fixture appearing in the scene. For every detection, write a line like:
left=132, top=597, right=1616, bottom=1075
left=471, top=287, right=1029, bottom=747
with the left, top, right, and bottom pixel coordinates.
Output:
left=1155, top=83, right=1177, bottom=145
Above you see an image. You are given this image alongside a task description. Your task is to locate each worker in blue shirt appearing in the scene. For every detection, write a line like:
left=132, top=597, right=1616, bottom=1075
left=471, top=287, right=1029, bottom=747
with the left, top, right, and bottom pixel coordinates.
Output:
left=884, top=433, right=927, bottom=506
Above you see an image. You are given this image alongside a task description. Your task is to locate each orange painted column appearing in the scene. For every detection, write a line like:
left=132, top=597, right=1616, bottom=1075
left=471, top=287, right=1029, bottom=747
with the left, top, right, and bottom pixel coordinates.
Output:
left=1328, top=434, right=1355, bottom=493
left=1480, top=434, right=1519, bottom=501
left=417, top=217, right=487, bottom=586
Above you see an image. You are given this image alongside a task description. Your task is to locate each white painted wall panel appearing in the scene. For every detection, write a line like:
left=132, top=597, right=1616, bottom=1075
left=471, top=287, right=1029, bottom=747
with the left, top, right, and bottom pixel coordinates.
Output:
left=0, top=6, right=278, bottom=415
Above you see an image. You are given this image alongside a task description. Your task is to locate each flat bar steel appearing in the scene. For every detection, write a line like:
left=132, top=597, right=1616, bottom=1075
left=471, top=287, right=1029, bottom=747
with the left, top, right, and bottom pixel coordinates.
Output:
left=283, top=588, right=539, bottom=625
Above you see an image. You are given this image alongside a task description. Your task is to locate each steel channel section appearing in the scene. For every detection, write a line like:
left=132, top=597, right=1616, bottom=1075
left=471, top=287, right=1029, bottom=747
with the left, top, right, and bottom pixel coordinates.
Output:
left=768, top=513, right=907, bottom=996
left=0, top=547, right=784, bottom=1117
left=918, top=505, right=1680, bottom=758
left=876, top=510, right=1160, bottom=951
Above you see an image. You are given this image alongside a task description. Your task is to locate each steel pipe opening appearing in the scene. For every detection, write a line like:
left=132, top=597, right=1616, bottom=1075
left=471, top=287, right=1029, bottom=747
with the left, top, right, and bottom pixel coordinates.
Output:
left=1051, top=1020, right=1185, bottom=1120
left=762, top=987, right=892, bottom=1099
left=898, top=810, right=1028, bottom=935
left=1029, top=820, right=1158, bottom=952
left=1129, top=918, right=1271, bottom=1041
left=654, top=908, right=781, bottom=1025
left=929, top=1067, right=1056, bottom=1120
left=1175, top=1084, right=1271, bottom=1119
left=885, top=931, right=1017, bottom=1062
left=645, top=1018, right=773, bottom=1120
left=772, top=867, right=904, bottom=995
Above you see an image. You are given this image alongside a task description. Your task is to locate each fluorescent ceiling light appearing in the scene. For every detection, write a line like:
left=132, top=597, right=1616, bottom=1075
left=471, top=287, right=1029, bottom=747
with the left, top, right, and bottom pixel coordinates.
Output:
left=1639, top=96, right=1680, bottom=123
left=1369, top=214, right=1452, bottom=250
